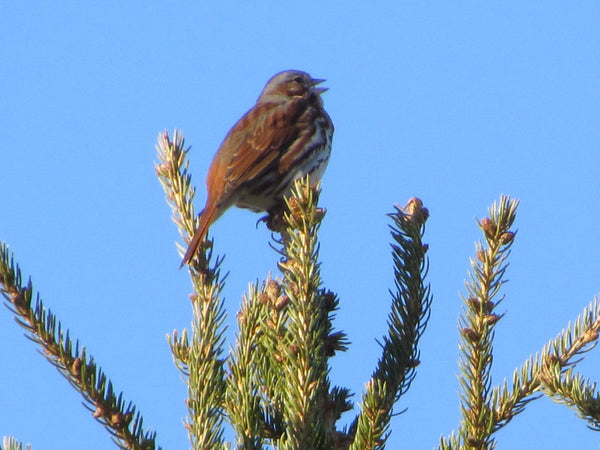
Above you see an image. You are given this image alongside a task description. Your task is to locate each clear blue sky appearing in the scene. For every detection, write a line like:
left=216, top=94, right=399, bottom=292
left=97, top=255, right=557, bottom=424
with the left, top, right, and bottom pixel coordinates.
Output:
left=2, top=2, right=599, bottom=449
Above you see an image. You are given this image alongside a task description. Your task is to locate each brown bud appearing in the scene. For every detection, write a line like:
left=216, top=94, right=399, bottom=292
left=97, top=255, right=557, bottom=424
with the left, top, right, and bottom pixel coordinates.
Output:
left=314, top=207, right=326, bottom=223
left=111, top=413, right=125, bottom=428
left=266, top=279, right=281, bottom=300
left=467, top=297, right=480, bottom=309
left=467, top=297, right=495, bottom=314
left=70, top=357, right=82, bottom=378
left=287, top=197, right=303, bottom=220
left=480, top=217, right=496, bottom=239
left=483, top=300, right=495, bottom=314
left=500, top=231, right=515, bottom=245
left=274, top=295, right=289, bottom=311
left=476, top=249, right=487, bottom=262
left=404, top=197, right=423, bottom=213
left=12, top=291, right=28, bottom=312
left=462, top=327, right=480, bottom=342
left=277, top=260, right=293, bottom=273
left=93, top=406, right=105, bottom=419
left=403, top=197, right=429, bottom=224
left=483, top=313, right=502, bottom=326
left=467, top=436, right=484, bottom=447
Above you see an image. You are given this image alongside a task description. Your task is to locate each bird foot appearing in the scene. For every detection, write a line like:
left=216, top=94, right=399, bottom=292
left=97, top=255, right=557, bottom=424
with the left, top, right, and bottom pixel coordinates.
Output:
left=256, top=206, right=287, bottom=234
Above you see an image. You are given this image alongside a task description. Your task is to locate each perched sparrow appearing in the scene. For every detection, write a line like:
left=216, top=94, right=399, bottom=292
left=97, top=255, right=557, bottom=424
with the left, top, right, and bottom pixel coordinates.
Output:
left=181, top=70, right=333, bottom=267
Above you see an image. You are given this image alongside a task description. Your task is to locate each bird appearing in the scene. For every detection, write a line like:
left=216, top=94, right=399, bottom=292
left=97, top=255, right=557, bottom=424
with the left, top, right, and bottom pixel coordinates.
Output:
left=181, top=70, right=334, bottom=267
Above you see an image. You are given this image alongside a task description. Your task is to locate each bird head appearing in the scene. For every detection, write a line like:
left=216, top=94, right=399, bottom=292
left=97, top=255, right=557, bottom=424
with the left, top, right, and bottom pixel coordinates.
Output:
left=258, top=70, right=328, bottom=103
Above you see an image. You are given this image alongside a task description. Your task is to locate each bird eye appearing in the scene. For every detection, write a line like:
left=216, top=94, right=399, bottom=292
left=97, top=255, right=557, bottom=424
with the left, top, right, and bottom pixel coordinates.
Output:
left=292, top=76, right=303, bottom=83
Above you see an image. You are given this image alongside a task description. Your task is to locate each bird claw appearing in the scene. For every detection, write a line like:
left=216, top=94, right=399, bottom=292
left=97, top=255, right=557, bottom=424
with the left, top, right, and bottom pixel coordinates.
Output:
left=255, top=208, right=286, bottom=234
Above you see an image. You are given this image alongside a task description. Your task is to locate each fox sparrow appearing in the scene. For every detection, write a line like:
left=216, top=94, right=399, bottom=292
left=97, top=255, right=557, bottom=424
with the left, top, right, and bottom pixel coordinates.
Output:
left=181, top=70, right=333, bottom=266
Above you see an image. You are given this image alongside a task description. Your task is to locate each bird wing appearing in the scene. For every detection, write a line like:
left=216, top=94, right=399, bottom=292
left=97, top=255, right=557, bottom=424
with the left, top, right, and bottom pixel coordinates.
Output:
left=221, top=100, right=303, bottom=197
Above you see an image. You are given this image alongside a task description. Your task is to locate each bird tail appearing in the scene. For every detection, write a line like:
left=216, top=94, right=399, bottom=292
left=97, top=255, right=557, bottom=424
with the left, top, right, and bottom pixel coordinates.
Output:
left=180, top=206, right=218, bottom=268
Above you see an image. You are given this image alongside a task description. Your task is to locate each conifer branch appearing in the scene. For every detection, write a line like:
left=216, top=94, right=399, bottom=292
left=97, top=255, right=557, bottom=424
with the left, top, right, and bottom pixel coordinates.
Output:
left=154, top=130, right=201, bottom=268
left=226, top=281, right=272, bottom=449
left=0, top=244, right=160, bottom=450
left=156, top=130, right=227, bottom=449
left=491, top=297, right=600, bottom=432
left=252, top=278, right=291, bottom=443
left=225, top=179, right=351, bottom=449
left=253, top=177, right=351, bottom=449
left=441, top=196, right=600, bottom=449
left=541, top=366, right=600, bottom=431
left=275, top=179, right=333, bottom=449
left=487, top=353, right=540, bottom=433
left=350, top=197, right=432, bottom=450
left=455, top=195, right=518, bottom=450
left=184, top=278, right=227, bottom=449
left=538, top=298, right=600, bottom=431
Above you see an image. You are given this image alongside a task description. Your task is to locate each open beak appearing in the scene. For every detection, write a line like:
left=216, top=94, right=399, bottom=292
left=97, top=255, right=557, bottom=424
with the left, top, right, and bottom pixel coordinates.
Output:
left=311, top=78, right=328, bottom=95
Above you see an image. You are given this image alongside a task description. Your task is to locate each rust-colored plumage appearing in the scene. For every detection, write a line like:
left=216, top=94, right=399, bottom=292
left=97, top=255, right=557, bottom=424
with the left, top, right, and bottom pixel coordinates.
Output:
left=181, top=70, right=333, bottom=267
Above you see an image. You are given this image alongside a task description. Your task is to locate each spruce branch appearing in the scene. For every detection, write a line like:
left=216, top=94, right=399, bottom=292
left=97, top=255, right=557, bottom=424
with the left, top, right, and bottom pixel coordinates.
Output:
left=491, top=297, right=600, bottom=433
left=488, top=353, right=540, bottom=432
left=225, top=281, right=272, bottom=449
left=155, top=130, right=200, bottom=266
left=541, top=366, right=600, bottom=431
left=226, top=179, right=351, bottom=449
left=455, top=195, right=518, bottom=450
left=156, top=130, right=228, bottom=449
left=0, top=244, right=160, bottom=450
left=275, top=178, right=334, bottom=450
left=350, top=197, right=432, bottom=450
left=539, top=298, right=600, bottom=432
left=252, top=277, right=291, bottom=443
left=441, top=196, right=600, bottom=449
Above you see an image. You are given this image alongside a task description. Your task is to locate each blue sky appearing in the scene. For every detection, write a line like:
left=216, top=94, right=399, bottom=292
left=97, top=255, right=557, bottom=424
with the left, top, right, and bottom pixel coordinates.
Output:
left=2, top=2, right=600, bottom=449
